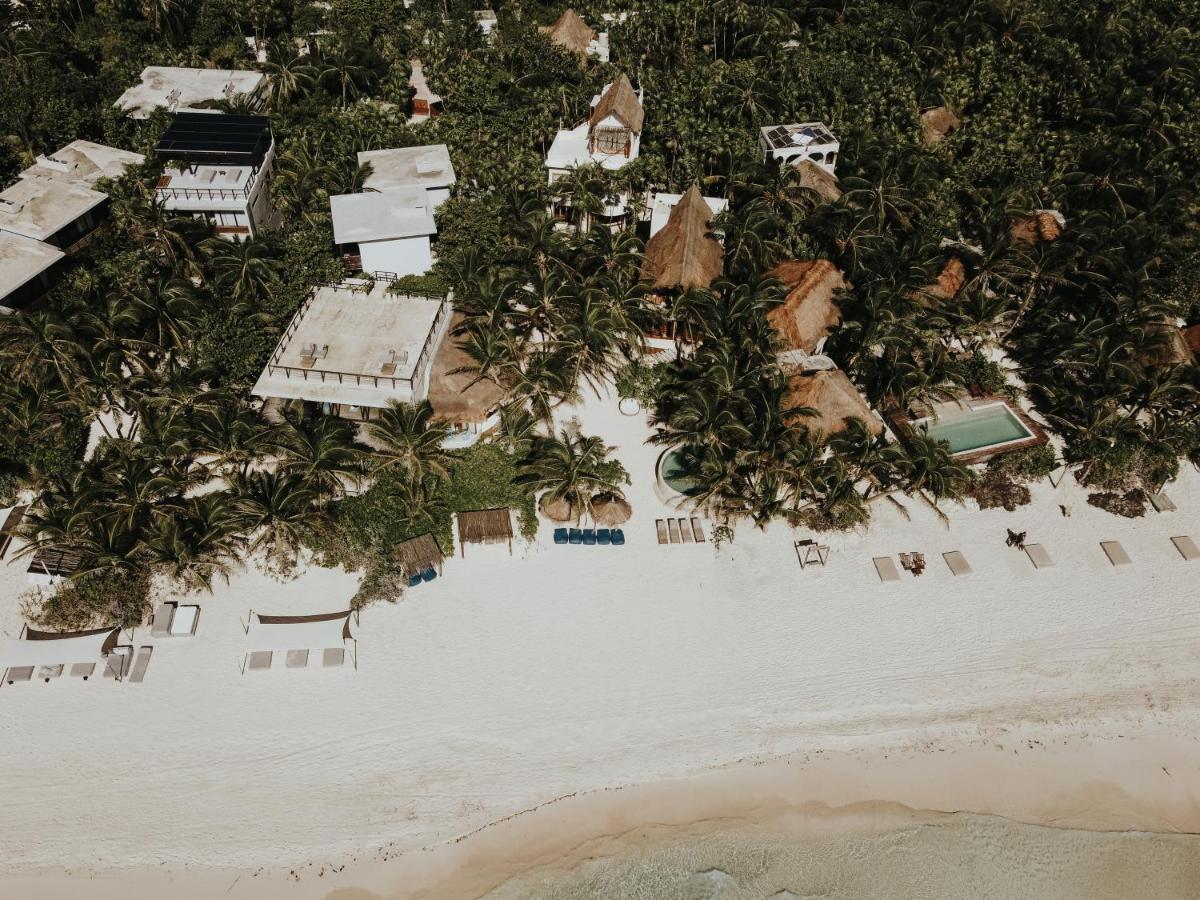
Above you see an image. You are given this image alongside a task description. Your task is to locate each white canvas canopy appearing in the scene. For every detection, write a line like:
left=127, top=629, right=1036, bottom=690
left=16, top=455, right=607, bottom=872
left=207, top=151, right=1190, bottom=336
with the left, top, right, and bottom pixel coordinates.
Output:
left=244, top=611, right=352, bottom=652
left=0, top=626, right=119, bottom=668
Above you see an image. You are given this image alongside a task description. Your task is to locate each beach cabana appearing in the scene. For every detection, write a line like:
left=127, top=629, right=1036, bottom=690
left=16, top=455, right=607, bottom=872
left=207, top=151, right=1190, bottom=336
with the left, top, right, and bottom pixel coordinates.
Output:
left=456, top=507, right=513, bottom=557
left=241, top=610, right=356, bottom=673
left=640, top=185, right=724, bottom=293
left=767, top=260, right=848, bottom=354
left=395, top=533, right=444, bottom=578
left=783, top=368, right=882, bottom=438
left=591, top=492, right=631, bottom=526
left=1, top=625, right=120, bottom=684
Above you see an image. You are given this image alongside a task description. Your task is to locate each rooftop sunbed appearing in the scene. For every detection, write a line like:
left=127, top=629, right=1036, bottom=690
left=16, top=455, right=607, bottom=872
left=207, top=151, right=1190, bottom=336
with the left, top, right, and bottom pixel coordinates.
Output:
left=1024, top=543, right=1053, bottom=568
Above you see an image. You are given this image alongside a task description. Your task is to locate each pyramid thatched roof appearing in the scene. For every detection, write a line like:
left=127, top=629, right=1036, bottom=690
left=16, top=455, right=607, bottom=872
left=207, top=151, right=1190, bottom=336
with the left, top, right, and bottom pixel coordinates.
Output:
left=1010, top=210, right=1063, bottom=246
left=427, top=314, right=508, bottom=424
left=640, top=185, right=723, bottom=292
left=394, top=533, right=444, bottom=575
left=591, top=491, right=631, bottom=525
left=920, top=106, right=960, bottom=146
left=541, top=8, right=596, bottom=53
left=783, top=368, right=881, bottom=437
left=590, top=74, right=644, bottom=133
left=766, top=260, right=847, bottom=353
left=915, top=257, right=966, bottom=305
left=1184, top=325, right=1200, bottom=356
left=794, top=160, right=843, bottom=203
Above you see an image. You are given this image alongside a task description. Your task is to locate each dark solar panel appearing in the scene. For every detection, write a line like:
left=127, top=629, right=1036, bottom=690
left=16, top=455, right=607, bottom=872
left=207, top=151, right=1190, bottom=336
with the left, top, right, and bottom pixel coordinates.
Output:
left=156, top=112, right=273, bottom=167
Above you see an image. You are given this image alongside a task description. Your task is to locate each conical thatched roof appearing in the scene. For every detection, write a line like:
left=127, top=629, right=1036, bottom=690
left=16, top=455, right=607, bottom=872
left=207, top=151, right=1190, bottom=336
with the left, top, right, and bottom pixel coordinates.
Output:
left=766, top=260, right=848, bottom=353
left=794, top=160, right=843, bottom=203
left=915, top=257, right=966, bottom=305
left=640, top=185, right=724, bottom=292
left=1009, top=210, right=1063, bottom=246
left=783, top=368, right=881, bottom=437
left=591, top=492, right=631, bottom=525
left=541, top=8, right=596, bottom=53
left=427, top=314, right=508, bottom=424
left=590, top=74, right=644, bottom=133
left=1184, top=325, right=1200, bottom=356
left=920, top=106, right=960, bottom=146
left=539, top=494, right=575, bottom=522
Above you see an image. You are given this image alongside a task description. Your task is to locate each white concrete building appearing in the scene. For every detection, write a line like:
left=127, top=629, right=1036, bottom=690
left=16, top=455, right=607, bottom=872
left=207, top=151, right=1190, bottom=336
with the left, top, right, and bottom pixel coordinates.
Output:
left=760, top=122, right=839, bottom=175
left=648, top=191, right=728, bottom=237
left=251, top=279, right=453, bottom=420
left=408, top=59, right=442, bottom=121
left=358, top=144, right=456, bottom=208
left=19, top=140, right=145, bottom=188
left=0, top=232, right=65, bottom=313
left=330, top=190, right=437, bottom=278
left=154, top=113, right=276, bottom=239
left=116, top=66, right=268, bottom=119
left=474, top=9, right=497, bottom=40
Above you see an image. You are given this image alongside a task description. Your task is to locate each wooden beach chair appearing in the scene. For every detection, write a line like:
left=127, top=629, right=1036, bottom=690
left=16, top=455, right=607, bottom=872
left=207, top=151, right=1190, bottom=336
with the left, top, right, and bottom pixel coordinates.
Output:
left=5, top=666, right=33, bottom=684
left=128, top=646, right=153, bottom=684
left=286, top=649, right=309, bottom=669
left=873, top=556, right=901, bottom=582
left=1024, top=543, right=1053, bottom=569
left=1150, top=493, right=1177, bottom=513
left=247, top=650, right=273, bottom=671
left=1101, top=541, right=1132, bottom=566
left=667, top=519, right=681, bottom=543
left=70, top=662, right=95, bottom=680
left=150, top=602, right=176, bottom=637
left=1170, top=536, right=1199, bottom=561
left=690, top=518, right=705, bottom=542
left=943, top=551, right=972, bottom=576
left=656, top=520, right=669, bottom=544
left=678, top=518, right=693, bottom=543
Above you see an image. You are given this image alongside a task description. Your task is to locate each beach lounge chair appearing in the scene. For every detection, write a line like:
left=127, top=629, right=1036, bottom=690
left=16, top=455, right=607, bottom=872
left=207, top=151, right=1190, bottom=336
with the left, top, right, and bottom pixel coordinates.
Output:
left=128, top=646, right=153, bottom=683
left=597, top=528, right=611, bottom=545
left=1101, top=541, right=1132, bottom=566
left=553, top=528, right=568, bottom=544
left=286, top=649, right=309, bottom=669
left=611, top=529, right=625, bottom=546
left=1150, top=493, right=1177, bottom=513
left=5, top=666, right=32, bottom=684
left=1170, top=536, right=1199, bottom=561
left=39, top=664, right=64, bottom=682
left=151, top=602, right=176, bottom=637
left=678, top=519, right=693, bottom=543
left=1024, top=543, right=1053, bottom=569
left=656, top=520, right=668, bottom=544
left=323, top=648, right=345, bottom=668
left=569, top=528, right=583, bottom=545
left=582, top=528, right=597, bottom=545
left=70, top=662, right=95, bottom=680
left=943, top=551, right=972, bottom=576
left=668, top=519, right=681, bottom=543
left=421, top=567, right=437, bottom=582
left=874, top=557, right=901, bottom=582
left=691, top=518, right=705, bottom=542
left=408, top=572, right=423, bottom=587
left=104, top=647, right=132, bottom=680
left=247, top=650, right=273, bottom=671
left=170, top=604, right=199, bottom=636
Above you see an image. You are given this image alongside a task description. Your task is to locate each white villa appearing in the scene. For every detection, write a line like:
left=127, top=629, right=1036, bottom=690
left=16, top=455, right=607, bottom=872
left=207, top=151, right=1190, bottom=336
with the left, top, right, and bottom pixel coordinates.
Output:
left=0, top=232, right=65, bottom=313
left=154, top=113, right=276, bottom=240
left=116, top=66, right=268, bottom=119
left=358, top=144, right=456, bottom=208
left=759, top=122, right=840, bottom=175
left=330, top=190, right=437, bottom=278
left=19, top=140, right=145, bottom=188
left=546, top=74, right=644, bottom=228
left=251, top=279, right=454, bottom=420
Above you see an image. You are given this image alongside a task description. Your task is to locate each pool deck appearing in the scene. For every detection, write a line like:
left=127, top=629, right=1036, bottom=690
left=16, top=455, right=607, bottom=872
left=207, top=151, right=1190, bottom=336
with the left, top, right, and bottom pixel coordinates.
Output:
left=888, top=395, right=1049, bottom=465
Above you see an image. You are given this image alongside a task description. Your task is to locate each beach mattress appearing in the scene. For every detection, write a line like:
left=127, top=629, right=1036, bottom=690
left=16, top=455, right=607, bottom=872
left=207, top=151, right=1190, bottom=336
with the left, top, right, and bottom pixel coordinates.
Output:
left=1101, top=541, right=1131, bottom=566
left=1171, top=536, right=1199, bottom=561
left=1024, top=543, right=1053, bottom=568
left=874, top=557, right=901, bottom=582
left=943, top=551, right=972, bottom=576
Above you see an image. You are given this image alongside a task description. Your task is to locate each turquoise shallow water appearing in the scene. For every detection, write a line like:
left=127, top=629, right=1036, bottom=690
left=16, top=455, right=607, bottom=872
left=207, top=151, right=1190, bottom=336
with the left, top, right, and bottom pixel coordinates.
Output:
left=921, top=405, right=1031, bottom=454
left=483, top=812, right=1200, bottom=900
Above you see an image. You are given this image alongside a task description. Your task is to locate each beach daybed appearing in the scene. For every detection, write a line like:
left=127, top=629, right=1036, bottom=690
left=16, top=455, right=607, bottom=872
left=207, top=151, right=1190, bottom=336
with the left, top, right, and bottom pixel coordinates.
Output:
left=5, top=666, right=32, bottom=684
left=597, top=528, right=611, bottom=545
left=1, top=625, right=121, bottom=684
left=611, top=529, right=625, bottom=546
left=242, top=610, right=356, bottom=673
left=582, top=528, right=597, bottom=545
left=667, top=519, right=681, bottom=543
left=554, top=528, right=568, bottom=544
left=943, top=551, right=972, bottom=576
left=1101, top=541, right=1132, bottom=566
left=128, top=646, right=153, bottom=683
left=247, top=650, right=273, bottom=671
left=323, top=648, right=345, bottom=667
left=152, top=602, right=200, bottom=637
left=569, top=528, right=582, bottom=544
left=1024, top=543, right=1053, bottom=569
left=874, top=556, right=901, bottom=582
left=1170, top=536, right=1199, bottom=561
left=1150, top=493, right=1177, bottom=513
left=70, top=662, right=95, bottom=679
left=691, top=518, right=705, bottom=542
left=104, top=646, right=132, bottom=680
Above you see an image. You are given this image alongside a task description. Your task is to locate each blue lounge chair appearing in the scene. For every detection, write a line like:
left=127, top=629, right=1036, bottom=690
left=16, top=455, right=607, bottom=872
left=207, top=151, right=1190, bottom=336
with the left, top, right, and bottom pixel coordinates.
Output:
left=582, top=529, right=597, bottom=545
left=597, top=528, right=611, bottom=545
left=408, top=573, right=423, bottom=587
left=568, top=528, right=583, bottom=544
left=553, top=528, right=568, bottom=544
left=611, top=529, right=625, bottom=546
left=421, top=568, right=437, bottom=582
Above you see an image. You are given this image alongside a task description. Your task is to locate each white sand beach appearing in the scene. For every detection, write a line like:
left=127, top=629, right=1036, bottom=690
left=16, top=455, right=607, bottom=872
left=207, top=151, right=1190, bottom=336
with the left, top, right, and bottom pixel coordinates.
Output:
left=2, top=390, right=1200, bottom=898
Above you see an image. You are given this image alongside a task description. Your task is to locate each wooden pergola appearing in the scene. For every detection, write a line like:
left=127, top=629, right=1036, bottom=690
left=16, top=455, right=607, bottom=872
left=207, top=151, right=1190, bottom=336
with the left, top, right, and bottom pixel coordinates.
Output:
left=394, top=532, right=445, bottom=577
left=456, top=508, right=513, bottom=557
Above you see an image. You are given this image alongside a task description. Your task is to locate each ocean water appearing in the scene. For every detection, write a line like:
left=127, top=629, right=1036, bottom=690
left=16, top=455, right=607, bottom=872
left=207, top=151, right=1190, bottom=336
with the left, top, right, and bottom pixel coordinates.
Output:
left=482, top=812, right=1200, bottom=900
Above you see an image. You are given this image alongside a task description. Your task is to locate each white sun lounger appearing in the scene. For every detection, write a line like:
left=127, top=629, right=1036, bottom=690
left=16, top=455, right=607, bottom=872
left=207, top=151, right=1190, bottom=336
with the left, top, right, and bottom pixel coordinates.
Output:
left=70, top=662, right=95, bottom=680
left=38, top=664, right=64, bottom=682
left=247, top=650, right=273, bottom=671
left=1101, top=541, right=1131, bottom=566
left=1024, top=543, right=1053, bottom=568
left=5, top=666, right=33, bottom=684
left=104, top=647, right=132, bottom=680
left=1150, top=493, right=1177, bottom=513
left=286, top=649, right=309, bottom=669
left=322, top=648, right=345, bottom=668
left=874, top=556, right=901, bottom=582
left=170, top=604, right=199, bottom=636
left=150, top=602, right=176, bottom=637
left=128, top=646, right=153, bottom=683
left=1170, top=536, right=1199, bottom=561
left=691, top=518, right=705, bottom=542
left=678, top=518, right=693, bottom=543
left=943, top=551, right=972, bottom=576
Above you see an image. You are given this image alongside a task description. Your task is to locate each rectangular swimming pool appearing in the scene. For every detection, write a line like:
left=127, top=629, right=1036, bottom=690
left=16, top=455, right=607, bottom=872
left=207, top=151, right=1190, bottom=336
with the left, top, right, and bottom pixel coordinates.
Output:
left=917, top=402, right=1033, bottom=455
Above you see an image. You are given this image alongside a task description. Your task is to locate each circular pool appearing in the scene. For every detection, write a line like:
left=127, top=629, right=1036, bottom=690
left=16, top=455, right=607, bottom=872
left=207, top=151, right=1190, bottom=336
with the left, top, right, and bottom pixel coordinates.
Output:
left=656, top=448, right=702, bottom=498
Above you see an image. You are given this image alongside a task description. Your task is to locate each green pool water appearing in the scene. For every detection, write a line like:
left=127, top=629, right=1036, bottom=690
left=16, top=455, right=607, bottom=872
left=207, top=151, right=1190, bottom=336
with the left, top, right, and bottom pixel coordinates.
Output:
left=920, top=404, right=1032, bottom=454
left=659, top=449, right=703, bottom=496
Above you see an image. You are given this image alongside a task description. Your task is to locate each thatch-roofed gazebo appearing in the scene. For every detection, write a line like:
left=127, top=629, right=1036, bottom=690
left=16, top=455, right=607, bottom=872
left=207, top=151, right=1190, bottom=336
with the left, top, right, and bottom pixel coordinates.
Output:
left=783, top=368, right=882, bottom=438
left=428, top=313, right=507, bottom=433
left=794, top=160, right=843, bottom=204
left=641, top=185, right=724, bottom=293
left=767, top=260, right=848, bottom=354
left=395, top=533, right=445, bottom=577
left=540, top=8, right=597, bottom=55
left=920, top=106, right=960, bottom=146
left=590, top=73, right=644, bottom=133
left=1009, top=210, right=1063, bottom=246
left=456, top=507, right=514, bottom=556
left=591, top=492, right=631, bottom=526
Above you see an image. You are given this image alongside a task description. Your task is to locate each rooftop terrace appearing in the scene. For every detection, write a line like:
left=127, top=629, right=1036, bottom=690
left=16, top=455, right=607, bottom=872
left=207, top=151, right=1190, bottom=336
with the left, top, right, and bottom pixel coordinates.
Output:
left=0, top=231, right=65, bottom=305
left=116, top=67, right=267, bottom=118
left=0, top=177, right=107, bottom=243
left=358, top=145, right=456, bottom=193
left=20, top=141, right=145, bottom=188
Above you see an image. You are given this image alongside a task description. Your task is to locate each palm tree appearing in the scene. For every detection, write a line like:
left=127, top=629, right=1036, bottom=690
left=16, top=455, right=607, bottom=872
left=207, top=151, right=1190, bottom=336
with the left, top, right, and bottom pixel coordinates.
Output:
left=261, top=46, right=316, bottom=110
left=140, top=494, right=244, bottom=591
left=516, top=428, right=629, bottom=523
left=229, top=471, right=319, bottom=576
left=317, top=49, right=371, bottom=107
left=204, top=237, right=283, bottom=309
left=363, top=401, right=453, bottom=482
left=272, top=403, right=364, bottom=499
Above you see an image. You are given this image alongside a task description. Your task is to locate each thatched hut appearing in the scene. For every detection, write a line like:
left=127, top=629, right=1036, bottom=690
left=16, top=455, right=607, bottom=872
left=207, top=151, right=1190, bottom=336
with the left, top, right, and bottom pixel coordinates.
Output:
left=640, top=185, right=723, bottom=292
left=920, top=106, right=960, bottom=146
left=590, top=73, right=644, bottom=133
left=1184, top=325, right=1200, bottom=357
left=395, top=533, right=444, bottom=577
left=456, top=507, right=513, bottom=556
left=783, top=368, right=882, bottom=437
left=794, top=160, right=843, bottom=204
left=591, top=492, right=631, bottom=526
left=428, top=313, right=507, bottom=434
left=1009, top=210, right=1063, bottom=246
left=540, top=8, right=596, bottom=55
left=915, top=257, right=966, bottom=305
left=539, top=494, right=574, bottom=522
left=766, top=260, right=848, bottom=354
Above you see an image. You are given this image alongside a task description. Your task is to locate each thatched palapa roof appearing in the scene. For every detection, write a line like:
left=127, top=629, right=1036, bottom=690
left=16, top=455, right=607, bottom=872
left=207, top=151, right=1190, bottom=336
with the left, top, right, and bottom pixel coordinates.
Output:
left=1183, top=325, right=1200, bottom=356
left=794, top=160, right=842, bottom=203
left=591, top=492, right=631, bottom=525
left=590, top=74, right=643, bottom=133
left=1009, top=210, right=1063, bottom=246
left=783, top=368, right=882, bottom=437
left=541, top=8, right=596, bottom=54
left=767, top=260, right=848, bottom=353
left=428, top=314, right=507, bottom=424
left=457, top=507, right=513, bottom=545
left=640, top=185, right=724, bottom=292
left=395, top=533, right=444, bottom=575
left=1141, top=321, right=1196, bottom=368
left=920, top=106, right=960, bottom=146
left=915, top=257, right=966, bottom=305
left=539, top=494, right=574, bottom=522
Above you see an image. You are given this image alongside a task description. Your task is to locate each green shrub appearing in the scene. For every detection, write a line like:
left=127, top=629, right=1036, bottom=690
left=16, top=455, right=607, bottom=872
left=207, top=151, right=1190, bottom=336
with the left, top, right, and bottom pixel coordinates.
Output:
left=987, top=444, right=1057, bottom=483
left=21, top=568, right=151, bottom=632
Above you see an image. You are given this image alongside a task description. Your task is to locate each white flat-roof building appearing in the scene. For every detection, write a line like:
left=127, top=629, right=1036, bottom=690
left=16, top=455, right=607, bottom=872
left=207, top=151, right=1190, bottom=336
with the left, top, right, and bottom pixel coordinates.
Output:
left=357, top=144, right=456, bottom=208
left=252, top=279, right=454, bottom=419
left=648, top=191, right=728, bottom=237
left=20, top=140, right=145, bottom=188
left=330, top=190, right=437, bottom=278
left=0, top=232, right=66, bottom=312
left=0, top=177, right=108, bottom=247
left=474, top=9, right=498, bottom=40
left=116, top=66, right=268, bottom=118
left=760, top=123, right=839, bottom=175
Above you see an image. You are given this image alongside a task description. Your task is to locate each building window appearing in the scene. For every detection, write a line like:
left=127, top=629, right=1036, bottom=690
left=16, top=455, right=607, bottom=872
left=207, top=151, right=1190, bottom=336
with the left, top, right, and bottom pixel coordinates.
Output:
left=592, top=128, right=629, bottom=155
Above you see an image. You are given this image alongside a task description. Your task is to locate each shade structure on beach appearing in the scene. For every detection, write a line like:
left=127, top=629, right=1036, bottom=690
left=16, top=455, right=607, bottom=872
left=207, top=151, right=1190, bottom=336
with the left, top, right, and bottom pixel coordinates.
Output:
left=245, top=611, right=353, bottom=653
left=456, top=507, right=513, bottom=556
left=539, top=494, right=575, bottom=522
left=591, top=492, right=632, bottom=526
left=395, top=533, right=444, bottom=577
left=0, top=625, right=119, bottom=669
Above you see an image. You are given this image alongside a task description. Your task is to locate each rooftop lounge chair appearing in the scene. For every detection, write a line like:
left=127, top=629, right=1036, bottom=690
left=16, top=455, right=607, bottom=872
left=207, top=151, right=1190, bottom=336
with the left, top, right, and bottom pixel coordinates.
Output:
left=421, top=567, right=436, bottom=582
left=611, top=529, right=625, bottom=546
left=1024, top=543, right=1053, bottom=568
left=70, top=662, right=95, bottom=680
left=247, top=650, right=273, bottom=671
left=874, top=556, right=901, bottom=582
left=5, top=666, right=32, bottom=684
left=1101, top=541, right=1132, bottom=566
left=691, top=518, right=705, bottom=542
left=667, top=519, right=681, bottom=543
left=170, top=604, right=199, bottom=636
left=151, top=602, right=176, bottom=637
left=569, top=528, right=583, bottom=545
left=1150, top=493, right=1177, bottom=513
left=597, top=528, right=611, bottom=545
left=39, top=664, right=64, bottom=682
left=582, top=528, right=597, bottom=545
left=286, top=649, right=309, bottom=669
left=678, top=519, right=693, bottom=543
left=553, top=528, right=568, bottom=544
left=1170, top=536, right=1199, bottom=561
left=323, top=647, right=345, bottom=668
left=104, top=647, right=132, bottom=680
left=128, top=646, right=153, bottom=684
left=656, top=520, right=669, bottom=544
left=943, top=551, right=972, bottom=576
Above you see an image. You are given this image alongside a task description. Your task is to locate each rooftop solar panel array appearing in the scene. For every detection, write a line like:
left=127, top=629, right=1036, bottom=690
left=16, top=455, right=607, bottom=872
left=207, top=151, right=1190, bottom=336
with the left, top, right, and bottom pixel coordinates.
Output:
left=155, top=113, right=273, bottom=167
